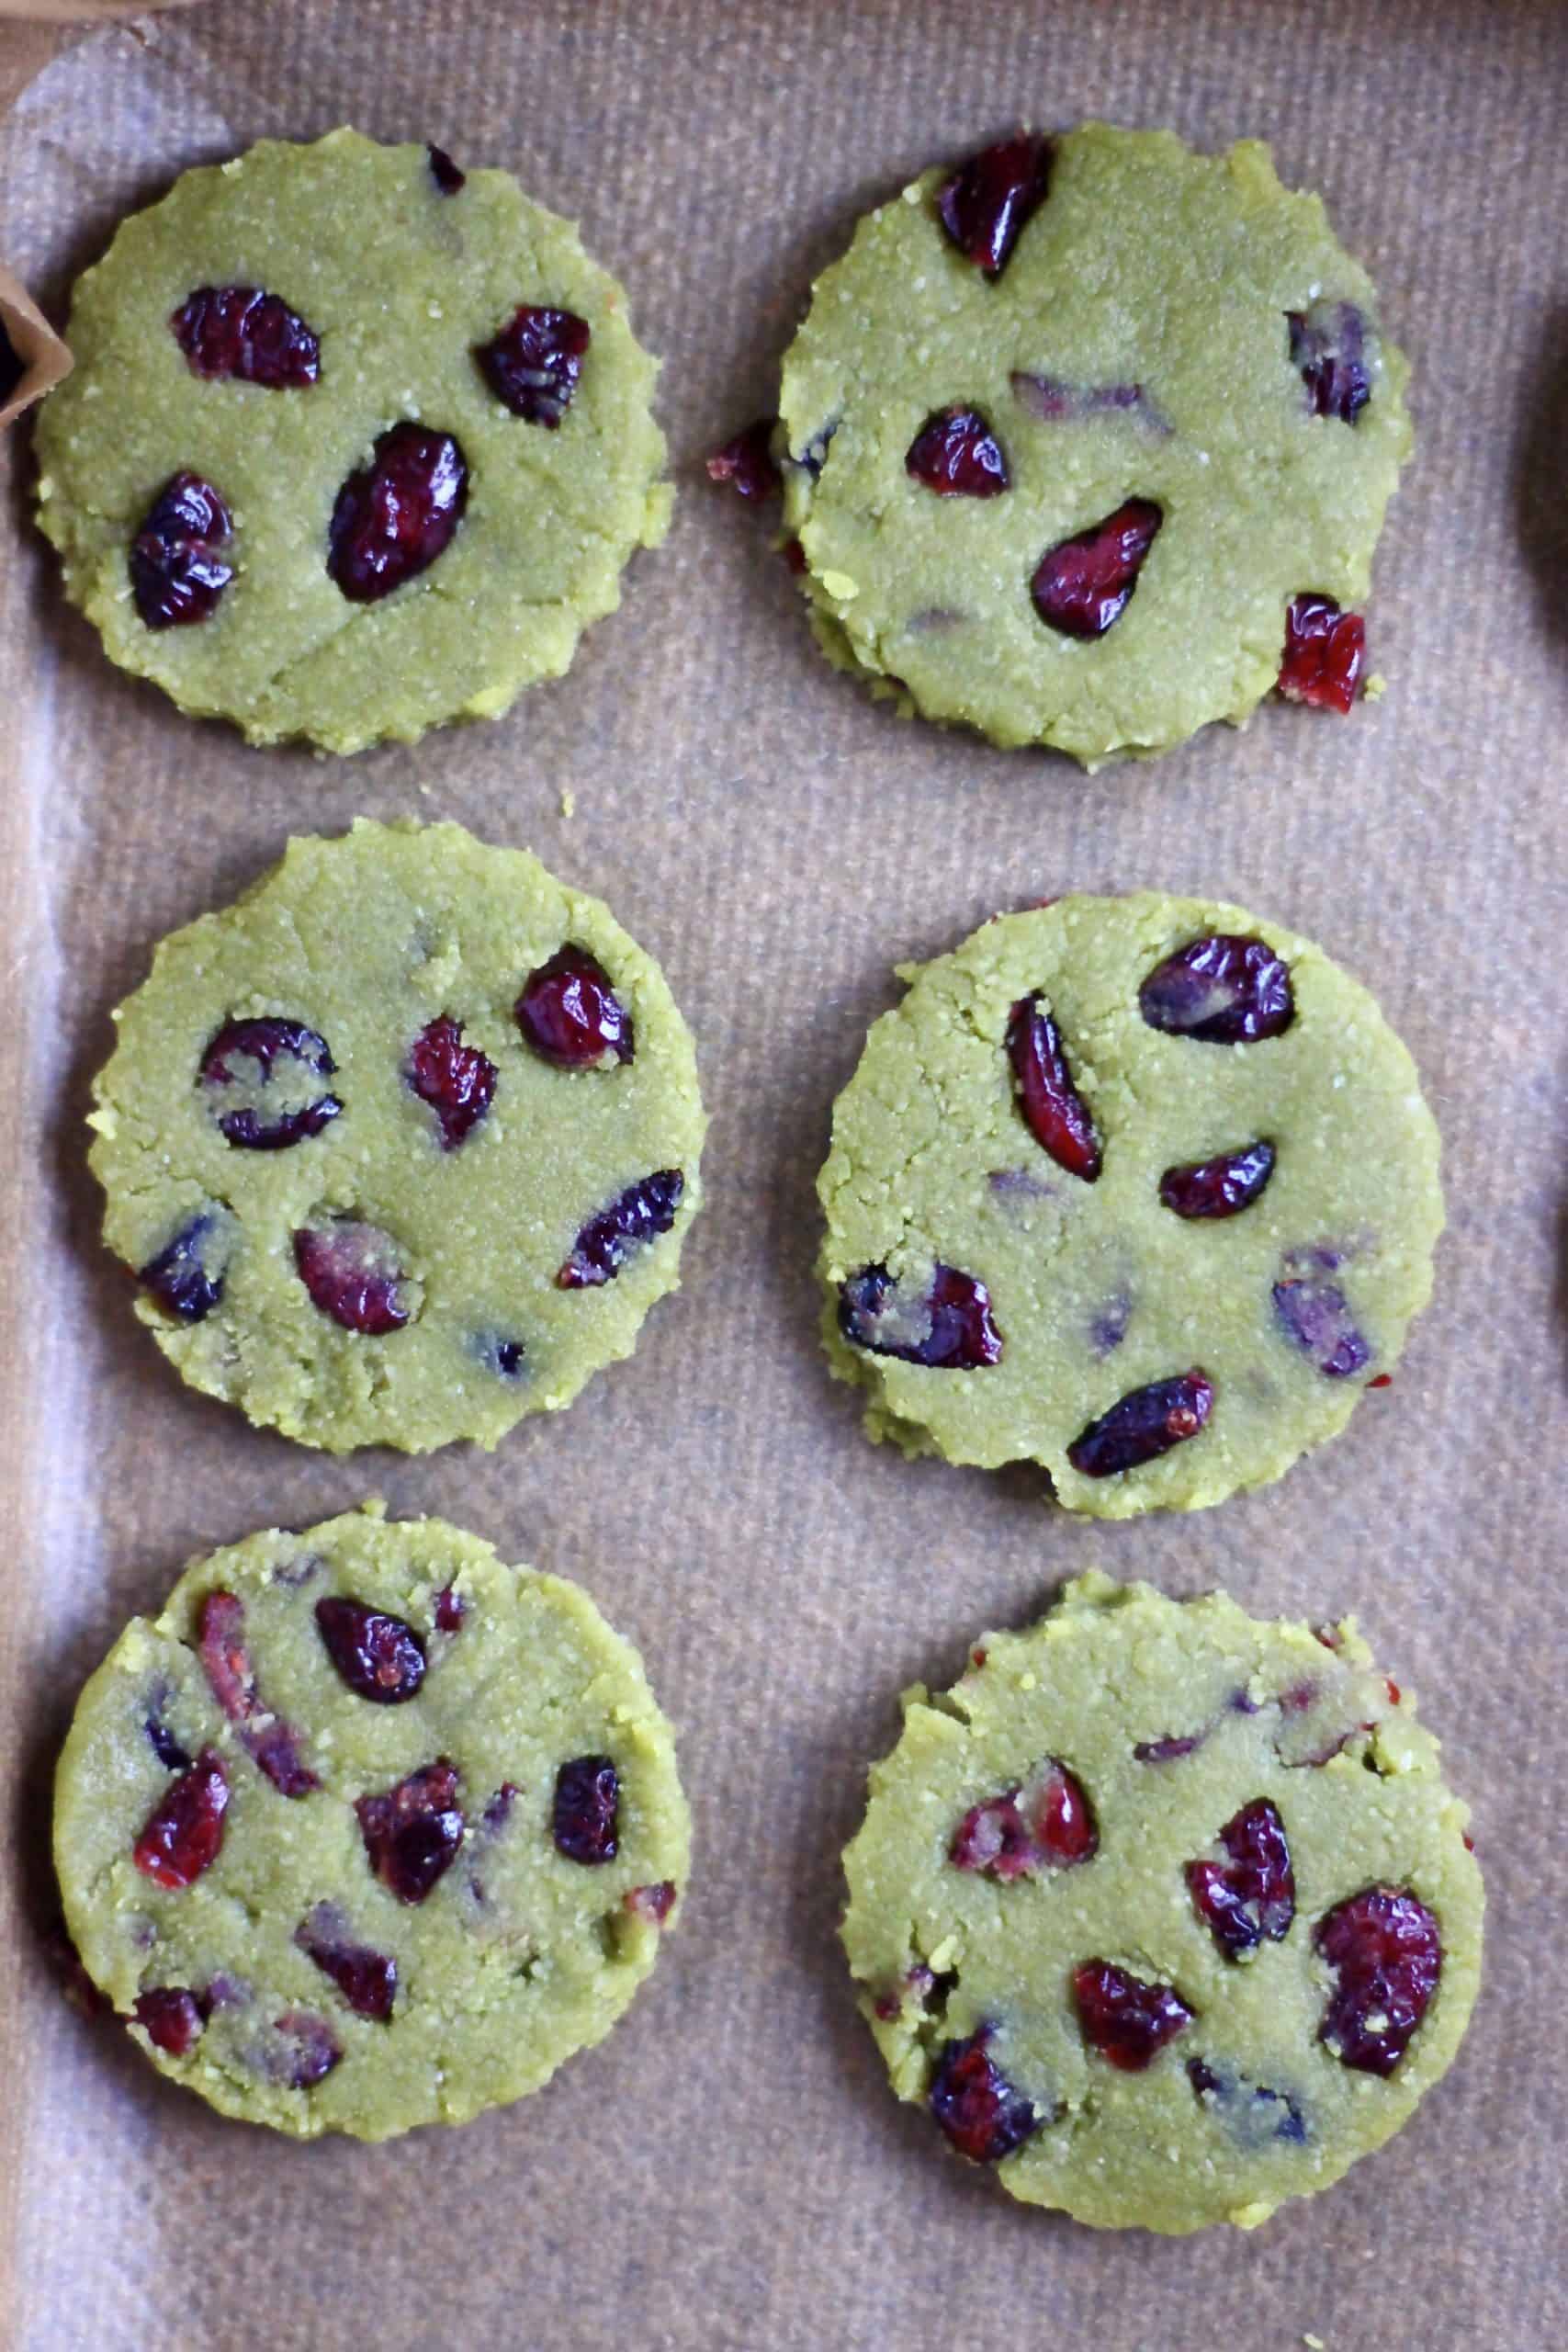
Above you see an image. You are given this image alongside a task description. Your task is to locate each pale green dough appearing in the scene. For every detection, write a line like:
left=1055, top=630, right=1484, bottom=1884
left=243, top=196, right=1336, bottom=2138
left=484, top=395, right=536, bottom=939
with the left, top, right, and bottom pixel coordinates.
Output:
left=843, top=1574, right=1483, bottom=2233
left=35, top=130, right=671, bottom=752
left=779, top=125, right=1411, bottom=765
left=54, top=1506, right=691, bottom=2142
left=89, top=819, right=705, bottom=1453
left=818, top=892, right=1442, bottom=1516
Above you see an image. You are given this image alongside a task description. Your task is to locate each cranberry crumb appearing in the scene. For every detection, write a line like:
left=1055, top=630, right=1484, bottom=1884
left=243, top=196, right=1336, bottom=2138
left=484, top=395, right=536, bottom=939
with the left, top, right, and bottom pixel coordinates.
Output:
left=139, top=1213, right=228, bottom=1323
left=557, top=1170, right=683, bottom=1289
left=706, top=419, right=782, bottom=502
left=476, top=305, right=591, bottom=427
left=1134, top=1732, right=1204, bottom=1762
left=327, top=424, right=468, bottom=603
left=553, top=1754, right=619, bottom=1863
left=1006, top=994, right=1100, bottom=1181
left=293, top=1219, right=411, bottom=1336
left=406, top=1014, right=497, bottom=1150
left=1369, top=1372, right=1393, bottom=1389
left=1032, top=498, right=1162, bottom=637
left=905, top=406, right=1010, bottom=497
left=949, top=1758, right=1097, bottom=1879
left=1287, top=300, right=1371, bottom=424
left=355, top=1760, right=465, bottom=1904
left=1272, top=1277, right=1371, bottom=1378
left=929, top=2025, right=1043, bottom=2161
left=935, top=134, right=1051, bottom=277
left=197, top=1590, right=320, bottom=1796
left=1279, top=594, right=1367, bottom=713
left=271, top=2010, right=342, bottom=2087
left=838, top=1261, right=1003, bottom=1369
left=1187, top=2056, right=1306, bottom=2146
left=134, top=1985, right=208, bottom=2056
left=625, top=1881, right=677, bottom=1924
left=314, top=1597, right=427, bottom=1704
left=427, top=143, right=465, bottom=194
left=1139, top=934, right=1294, bottom=1044
left=133, top=1748, right=230, bottom=1889
left=200, top=1017, right=342, bottom=1150
left=1186, top=1799, right=1296, bottom=1960
left=295, top=1905, right=397, bottom=2021
left=1158, top=1139, right=1276, bottom=1220
left=130, top=471, right=233, bottom=629
left=1315, top=1885, right=1441, bottom=2075
left=170, top=286, right=320, bottom=388
left=516, top=945, right=633, bottom=1067
left=434, top=1586, right=467, bottom=1633
left=1067, top=1370, right=1213, bottom=1478
left=1073, top=1962, right=1193, bottom=2071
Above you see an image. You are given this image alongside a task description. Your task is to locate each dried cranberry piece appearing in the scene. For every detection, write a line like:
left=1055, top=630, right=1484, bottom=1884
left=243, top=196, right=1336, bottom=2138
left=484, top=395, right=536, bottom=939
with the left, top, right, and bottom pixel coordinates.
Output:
left=936, top=134, right=1051, bottom=277
left=558, top=1170, right=683, bottom=1289
left=293, top=1219, right=411, bottom=1336
left=1272, top=1277, right=1371, bottom=1378
left=481, top=1782, right=520, bottom=1833
left=476, top=305, right=591, bottom=427
left=170, top=286, right=321, bottom=389
left=199, top=1016, right=341, bottom=1150
left=929, top=2026, right=1043, bottom=2161
left=1287, top=300, right=1371, bottom=424
left=355, top=1760, right=465, bottom=1904
left=1279, top=594, right=1367, bottom=714
left=134, top=1986, right=207, bottom=2055
left=197, top=1590, right=320, bottom=1797
left=434, top=1585, right=466, bottom=1633
left=1074, top=1962, right=1193, bottom=2071
left=295, top=1905, right=397, bottom=2021
left=515, top=945, right=633, bottom=1067
left=139, top=1213, right=228, bottom=1322
left=427, top=143, right=465, bottom=194
left=1186, top=1799, right=1296, bottom=1960
left=1006, top=995, right=1100, bottom=1181
left=1010, top=372, right=1170, bottom=435
left=145, top=1707, right=192, bottom=1772
left=553, top=1755, right=619, bottom=1863
left=1134, top=1732, right=1204, bottom=1762
left=133, top=1748, right=230, bottom=1889
left=1187, top=2057, right=1306, bottom=2146
left=271, top=2010, right=342, bottom=2087
left=327, top=423, right=467, bottom=603
left=1031, top=498, right=1162, bottom=637
left=1315, top=1885, right=1441, bottom=2075
left=1159, top=1139, right=1276, bottom=1220
left=1067, top=1371, right=1213, bottom=1477
left=625, top=1881, right=676, bottom=1924
left=838, top=1262, right=1003, bottom=1369
left=406, top=1015, right=497, bottom=1150
left=706, top=418, right=782, bottom=503
left=905, top=406, right=1010, bottom=498
left=314, top=1598, right=426, bottom=1704
left=949, top=1758, right=1097, bottom=1879
left=1139, top=934, right=1294, bottom=1044
left=130, top=471, right=233, bottom=629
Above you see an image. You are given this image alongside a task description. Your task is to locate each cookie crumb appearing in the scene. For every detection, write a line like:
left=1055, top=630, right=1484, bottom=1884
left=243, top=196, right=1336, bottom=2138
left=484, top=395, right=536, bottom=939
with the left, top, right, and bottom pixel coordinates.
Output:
left=559, top=789, right=575, bottom=819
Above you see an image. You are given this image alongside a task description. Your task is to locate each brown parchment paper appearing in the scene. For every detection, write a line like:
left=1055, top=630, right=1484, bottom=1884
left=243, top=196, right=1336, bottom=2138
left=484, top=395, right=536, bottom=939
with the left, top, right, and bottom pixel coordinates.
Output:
left=1, top=4, right=1566, bottom=2346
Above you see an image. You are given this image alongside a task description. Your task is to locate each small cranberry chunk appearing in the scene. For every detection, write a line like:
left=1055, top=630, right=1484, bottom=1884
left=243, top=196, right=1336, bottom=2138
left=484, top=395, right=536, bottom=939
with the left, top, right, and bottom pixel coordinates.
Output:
left=1279, top=594, right=1367, bottom=713
left=1315, top=1885, right=1441, bottom=2075
left=139, top=1213, right=228, bottom=1322
left=476, top=305, right=591, bottom=427
left=145, top=1707, right=192, bottom=1772
left=1010, top=372, right=1170, bottom=434
left=838, top=1261, right=1003, bottom=1369
left=406, top=1015, right=497, bottom=1150
left=1188, top=2057, right=1306, bottom=2146
left=905, top=406, right=1010, bottom=498
left=1067, top=1371, right=1213, bottom=1477
left=1287, top=300, right=1371, bottom=424
left=170, top=286, right=320, bottom=388
left=295, top=1905, right=397, bottom=2021
left=130, top=471, right=233, bottom=629
left=1186, top=1799, right=1296, bottom=1960
left=1074, top=1962, right=1193, bottom=2071
left=272, top=2010, right=342, bottom=2087
left=949, top=1758, right=1097, bottom=1880
left=1006, top=995, right=1100, bottom=1181
left=706, top=419, right=782, bottom=502
left=558, top=1170, right=683, bottom=1289
left=1134, top=1732, right=1205, bottom=1762
left=935, top=134, right=1051, bottom=277
left=134, top=1986, right=207, bottom=2055
left=327, top=424, right=468, bottom=603
left=553, top=1755, right=619, bottom=1864
left=1159, top=1138, right=1276, bottom=1220
left=133, top=1748, right=230, bottom=1889
left=293, top=1219, right=411, bottom=1336
left=199, top=1016, right=341, bottom=1150
left=929, top=2026, right=1043, bottom=2162
left=355, top=1760, right=465, bottom=1905
left=1139, top=934, right=1294, bottom=1044
left=314, top=1597, right=426, bottom=1704
left=434, top=1585, right=466, bottom=1633
left=625, top=1881, right=676, bottom=1925
left=1032, top=499, right=1162, bottom=638
left=515, top=945, right=633, bottom=1067
left=1272, top=1277, right=1371, bottom=1378
left=427, top=143, right=465, bottom=194
left=197, top=1590, right=320, bottom=1797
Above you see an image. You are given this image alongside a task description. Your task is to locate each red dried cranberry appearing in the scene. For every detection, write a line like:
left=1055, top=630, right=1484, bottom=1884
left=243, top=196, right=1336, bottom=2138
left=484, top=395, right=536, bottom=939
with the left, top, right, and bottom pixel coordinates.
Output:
left=1067, top=1371, right=1213, bottom=1477
left=1272, top=1278, right=1371, bottom=1378
left=1186, top=1799, right=1295, bottom=1959
left=949, top=1758, right=1097, bottom=1879
left=1158, top=1138, right=1276, bottom=1219
left=1073, top=1962, right=1193, bottom=2071
left=1010, top=372, right=1170, bottom=434
left=293, top=1219, right=411, bottom=1336
left=355, top=1760, right=465, bottom=1904
left=1279, top=594, right=1366, bottom=713
left=434, top=1585, right=466, bottom=1633
left=1315, top=1885, right=1441, bottom=2075
left=406, top=1015, right=497, bottom=1150
left=139, top=1214, right=227, bottom=1322
left=1032, top=499, right=1162, bottom=637
left=476, top=305, right=591, bottom=427
left=427, top=143, right=465, bottom=194
left=706, top=419, right=782, bottom=502
left=1006, top=995, right=1100, bottom=1181
left=1287, top=300, right=1371, bottom=424
left=625, top=1881, right=677, bottom=1924
left=1369, top=1372, right=1393, bottom=1390
left=935, top=134, right=1051, bottom=277
left=170, top=286, right=320, bottom=388
left=197, top=1590, right=320, bottom=1797
left=271, top=2010, right=342, bottom=2087
left=130, top=471, right=232, bottom=629
left=515, top=945, right=633, bottom=1067
left=1139, top=934, right=1294, bottom=1044
left=327, top=424, right=467, bottom=603
left=553, top=1755, right=619, bottom=1864
left=1023, top=1762, right=1097, bottom=1864
left=557, top=1170, right=683, bottom=1289
left=314, top=1597, right=426, bottom=1704
left=294, top=1905, right=397, bottom=2022
left=929, top=2026, right=1043, bottom=2161
left=199, top=1017, right=341, bottom=1150
left=133, top=1748, right=230, bottom=1889
left=1134, top=1732, right=1205, bottom=1762
left=134, top=1985, right=207, bottom=2055
left=905, top=406, right=1010, bottom=497
left=838, top=1262, right=1003, bottom=1369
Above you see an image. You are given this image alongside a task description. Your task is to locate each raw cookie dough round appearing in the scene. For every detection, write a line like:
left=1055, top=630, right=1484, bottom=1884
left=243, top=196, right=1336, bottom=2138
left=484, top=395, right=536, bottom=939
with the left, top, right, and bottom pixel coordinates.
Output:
left=54, top=1505, right=691, bottom=2141
left=843, top=1573, right=1483, bottom=2233
left=35, top=129, right=671, bottom=752
left=779, top=124, right=1411, bottom=765
left=90, top=818, right=705, bottom=1453
left=818, top=891, right=1440, bottom=1516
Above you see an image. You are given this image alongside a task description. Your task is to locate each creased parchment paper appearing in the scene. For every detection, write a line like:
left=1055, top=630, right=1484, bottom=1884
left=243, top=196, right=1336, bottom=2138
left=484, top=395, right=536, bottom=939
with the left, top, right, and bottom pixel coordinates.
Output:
left=1, top=4, right=1566, bottom=2348
left=0, top=262, right=69, bottom=430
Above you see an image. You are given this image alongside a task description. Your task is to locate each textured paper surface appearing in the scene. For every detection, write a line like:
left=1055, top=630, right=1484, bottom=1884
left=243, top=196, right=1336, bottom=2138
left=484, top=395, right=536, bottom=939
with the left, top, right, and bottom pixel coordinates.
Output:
left=0, top=263, right=69, bottom=430
left=1, top=4, right=1566, bottom=2346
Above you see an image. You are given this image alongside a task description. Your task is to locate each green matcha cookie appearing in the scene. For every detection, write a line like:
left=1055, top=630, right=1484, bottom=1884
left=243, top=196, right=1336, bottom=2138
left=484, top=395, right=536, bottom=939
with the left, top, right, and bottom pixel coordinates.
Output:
left=35, top=130, right=670, bottom=752
left=89, top=819, right=705, bottom=1453
left=779, top=125, right=1410, bottom=764
left=54, top=1505, right=690, bottom=2141
left=818, top=891, right=1441, bottom=1515
left=843, top=1574, right=1482, bottom=2232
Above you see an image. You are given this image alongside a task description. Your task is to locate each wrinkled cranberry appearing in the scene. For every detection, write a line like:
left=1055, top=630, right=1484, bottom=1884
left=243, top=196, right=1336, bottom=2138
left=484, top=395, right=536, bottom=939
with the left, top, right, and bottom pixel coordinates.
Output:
left=197, top=1590, right=320, bottom=1797
left=1273, top=1277, right=1371, bottom=1378
left=516, top=945, right=633, bottom=1067
left=139, top=1213, right=228, bottom=1323
left=295, top=1905, right=397, bottom=2021
left=427, top=143, right=465, bottom=194
left=1010, top=372, right=1170, bottom=434
left=1006, top=994, right=1100, bottom=1181
left=170, top=286, right=320, bottom=388
left=929, top=2026, right=1043, bottom=2161
left=134, top=1985, right=207, bottom=2055
left=1031, top=498, right=1162, bottom=637
left=1074, top=1962, right=1193, bottom=2071
left=434, top=1585, right=466, bottom=1633
left=314, top=1597, right=426, bottom=1704
left=553, top=1755, right=619, bottom=1863
left=327, top=424, right=467, bottom=602
left=949, top=1758, right=1097, bottom=1879
left=1188, top=2057, right=1306, bottom=2146
left=1287, top=300, right=1371, bottom=424
left=1067, top=1371, right=1213, bottom=1477
left=905, top=406, right=1010, bottom=497
left=1139, top=934, right=1294, bottom=1044
left=935, top=134, right=1051, bottom=277
left=476, top=305, right=591, bottom=427
left=199, top=1017, right=341, bottom=1150
left=625, top=1881, right=677, bottom=1924
left=838, top=1262, right=1003, bottom=1369
left=133, top=1748, right=230, bottom=1889
left=706, top=418, right=782, bottom=502
left=1134, top=1732, right=1205, bottom=1762
left=271, top=2010, right=342, bottom=2087
left=1159, top=1139, right=1276, bottom=1219
left=1316, top=1885, right=1441, bottom=2075
left=558, top=1170, right=683, bottom=1289
left=130, top=471, right=233, bottom=629
left=356, top=1760, right=465, bottom=1904
left=1279, top=594, right=1366, bottom=713
left=293, top=1219, right=411, bottom=1336
left=405, top=1015, right=497, bottom=1150
left=1187, top=1799, right=1295, bottom=1960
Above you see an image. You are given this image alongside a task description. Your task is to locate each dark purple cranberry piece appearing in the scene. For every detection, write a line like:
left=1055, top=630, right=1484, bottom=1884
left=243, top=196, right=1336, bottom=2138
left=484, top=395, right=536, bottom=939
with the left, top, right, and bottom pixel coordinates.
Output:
left=145, top=1707, right=192, bottom=1772
left=1006, top=995, right=1100, bottom=1181
left=1134, top=1732, right=1205, bottom=1762
left=134, top=1986, right=207, bottom=2056
left=905, top=406, right=1010, bottom=498
left=476, top=305, right=591, bottom=427
left=1032, top=498, right=1161, bottom=638
left=139, top=1214, right=228, bottom=1322
left=1159, top=1138, right=1276, bottom=1219
left=481, top=1782, right=521, bottom=1832
left=557, top=1170, right=683, bottom=1289
left=1074, top=1962, right=1193, bottom=2071
left=427, top=143, right=465, bottom=194
left=1139, top=934, right=1294, bottom=1044
left=949, top=1758, right=1097, bottom=1879
left=293, top=1219, right=410, bottom=1336
left=327, top=423, right=467, bottom=603
left=434, top=1585, right=466, bottom=1633
left=199, top=1016, right=341, bottom=1150
left=1279, top=594, right=1366, bottom=713
left=1272, top=1277, right=1371, bottom=1378
left=1287, top=300, right=1371, bottom=424
left=935, top=134, right=1051, bottom=277
left=1315, top=1885, right=1441, bottom=2075
left=294, top=1905, right=397, bottom=2021
left=406, top=1015, right=497, bottom=1150
left=706, top=419, right=782, bottom=502
left=314, top=1598, right=426, bottom=1704
left=929, top=2026, right=1043, bottom=2161
left=130, top=470, right=233, bottom=629
left=355, top=1760, right=465, bottom=1904
left=553, top=1755, right=619, bottom=1864
left=515, top=945, right=633, bottom=1068
left=625, top=1881, right=677, bottom=1925
left=838, top=1262, right=1003, bottom=1369
left=1187, top=2057, right=1306, bottom=2146
left=169, top=286, right=321, bottom=388
left=133, top=1748, right=230, bottom=1889
left=272, top=2010, right=342, bottom=2087
left=197, top=1590, right=320, bottom=1797
left=1067, top=1370, right=1213, bottom=1477
left=1186, top=1799, right=1296, bottom=1960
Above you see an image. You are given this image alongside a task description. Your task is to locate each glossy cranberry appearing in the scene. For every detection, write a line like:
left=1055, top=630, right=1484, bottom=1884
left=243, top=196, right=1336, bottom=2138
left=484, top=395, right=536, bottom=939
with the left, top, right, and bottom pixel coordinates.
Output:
left=929, top=2026, right=1043, bottom=2161
left=1067, top=1370, right=1213, bottom=1477
left=327, top=424, right=467, bottom=603
left=1159, top=1138, right=1276, bottom=1220
left=1074, top=1962, right=1193, bottom=2071
left=1006, top=995, right=1100, bottom=1181
left=1279, top=594, right=1366, bottom=713
left=434, top=1585, right=466, bottom=1633
left=557, top=1170, right=683, bottom=1289
left=427, top=143, right=465, bottom=194
left=476, top=304, right=591, bottom=427
left=1272, top=1277, right=1371, bottom=1378
left=706, top=418, right=782, bottom=502
left=199, top=1017, right=341, bottom=1150
left=271, top=2010, right=342, bottom=2087
left=1031, top=498, right=1162, bottom=637
left=356, top=1760, right=465, bottom=1904
left=1186, top=1799, right=1295, bottom=1960
left=197, top=1590, right=320, bottom=1797
left=1139, top=934, right=1294, bottom=1044
left=133, top=1748, right=230, bottom=1889
left=1134, top=1732, right=1204, bottom=1762
left=1287, top=300, right=1371, bottom=424
left=1010, top=372, right=1169, bottom=434
left=838, top=1262, right=1003, bottom=1369
left=139, top=1214, right=227, bottom=1322
left=1315, top=1885, right=1441, bottom=2075
left=314, top=1597, right=426, bottom=1704
left=406, top=1015, right=497, bottom=1150
left=515, top=945, right=633, bottom=1067
left=130, top=471, right=233, bottom=629
left=1188, top=2057, right=1306, bottom=2146
left=170, top=286, right=321, bottom=388
left=293, top=1220, right=411, bottom=1336
left=949, top=1758, right=1097, bottom=1879
left=553, top=1754, right=619, bottom=1863
left=295, top=1905, right=397, bottom=2021
left=936, top=134, right=1051, bottom=277
left=905, top=406, right=1010, bottom=497
left=626, top=1881, right=677, bottom=1924
left=134, top=1986, right=207, bottom=2055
